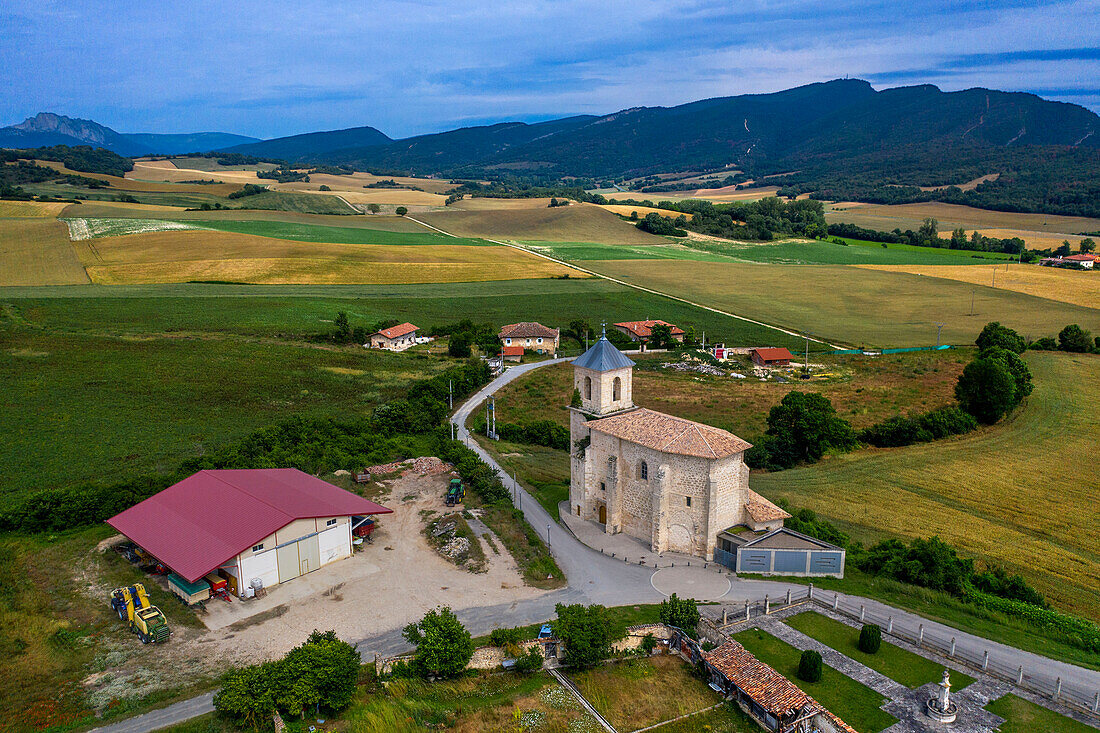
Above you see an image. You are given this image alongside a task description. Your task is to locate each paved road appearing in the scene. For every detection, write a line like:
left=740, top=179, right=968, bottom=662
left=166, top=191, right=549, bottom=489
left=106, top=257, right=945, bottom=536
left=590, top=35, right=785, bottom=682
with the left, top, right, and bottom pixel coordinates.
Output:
left=92, top=358, right=1100, bottom=731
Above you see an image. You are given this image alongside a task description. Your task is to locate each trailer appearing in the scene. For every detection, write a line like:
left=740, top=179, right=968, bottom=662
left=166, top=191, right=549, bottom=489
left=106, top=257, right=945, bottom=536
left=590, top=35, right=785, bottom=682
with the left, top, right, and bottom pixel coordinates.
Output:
left=168, top=573, right=211, bottom=605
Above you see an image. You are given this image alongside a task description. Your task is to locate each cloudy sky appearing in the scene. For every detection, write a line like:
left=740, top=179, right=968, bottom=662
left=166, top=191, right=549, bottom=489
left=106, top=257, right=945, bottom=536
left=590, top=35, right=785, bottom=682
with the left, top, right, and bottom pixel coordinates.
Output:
left=2, top=0, right=1098, bottom=140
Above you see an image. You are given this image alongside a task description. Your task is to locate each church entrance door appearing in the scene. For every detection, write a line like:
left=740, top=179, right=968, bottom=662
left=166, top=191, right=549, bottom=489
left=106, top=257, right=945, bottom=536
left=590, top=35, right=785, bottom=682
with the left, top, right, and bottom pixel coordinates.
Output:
left=598, top=504, right=607, bottom=524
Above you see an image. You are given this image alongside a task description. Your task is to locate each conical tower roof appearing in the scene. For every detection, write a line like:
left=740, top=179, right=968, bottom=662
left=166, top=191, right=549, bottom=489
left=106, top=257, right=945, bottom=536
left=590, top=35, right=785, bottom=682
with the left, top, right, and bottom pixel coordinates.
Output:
left=573, top=334, right=634, bottom=372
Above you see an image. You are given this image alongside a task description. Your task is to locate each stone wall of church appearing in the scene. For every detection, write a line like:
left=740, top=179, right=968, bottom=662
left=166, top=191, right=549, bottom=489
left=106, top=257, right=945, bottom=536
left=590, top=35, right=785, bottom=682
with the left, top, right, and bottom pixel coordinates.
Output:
left=709, top=452, right=751, bottom=542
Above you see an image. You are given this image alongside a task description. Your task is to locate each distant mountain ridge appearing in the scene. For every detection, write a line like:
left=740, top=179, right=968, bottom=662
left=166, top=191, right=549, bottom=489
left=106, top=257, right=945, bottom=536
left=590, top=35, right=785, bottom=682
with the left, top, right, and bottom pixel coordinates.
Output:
left=220, top=125, right=392, bottom=159
left=0, top=112, right=258, bottom=156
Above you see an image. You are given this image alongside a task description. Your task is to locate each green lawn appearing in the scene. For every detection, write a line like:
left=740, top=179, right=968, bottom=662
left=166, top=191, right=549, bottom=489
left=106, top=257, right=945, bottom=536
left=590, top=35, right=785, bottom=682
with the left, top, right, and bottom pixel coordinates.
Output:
left=784, top=612, right=974, bottom=690
left=734, top=628, right=898, bottom=733
left=475, top=437, right=569, bottom=518
left=985, top=694, right=1098, bottom=733
left=188, top=218, right=488, bottom=246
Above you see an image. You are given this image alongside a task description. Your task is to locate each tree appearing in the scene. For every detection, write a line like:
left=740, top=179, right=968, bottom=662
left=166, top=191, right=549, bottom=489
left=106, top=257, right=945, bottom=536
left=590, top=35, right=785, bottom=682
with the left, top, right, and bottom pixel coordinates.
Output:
left=658, top=593, right=700, bottom=637
left=759, top=391, right=856, bottom=468
left=955, top=357, right=1016, bottom=424
left=366, top=203, right=381, bottom=214
left=395, top=206, right=408, bottom=216
left=858, top=624, right=882, bottom=654
left=570, top=388, right=582, bottom=408
left=1058, top=324, right=1093, bottom=353
left=1080, top=238, right=1096, bottom=253
left=448, top=332, right=472, bottom=358
left=333, top=311, right=351, bottom=343
left=982, top=347, right=1033, bottom=405
left=552, top=603, right=621, bottom=669
left=950, top=227, right=968, bottom=249
left=1056, top=240, right=1072, bottom=257
left=975, top=321, right=1025, bottom=354
left=402, top=606, right=474, bottom=679
left=214, top=661, right=280, bottom=729
left=918, top=217, right=938, bottom=243
left=649, top=322, right=673, bottom=349
left=797, top=650, right=823, bottom=682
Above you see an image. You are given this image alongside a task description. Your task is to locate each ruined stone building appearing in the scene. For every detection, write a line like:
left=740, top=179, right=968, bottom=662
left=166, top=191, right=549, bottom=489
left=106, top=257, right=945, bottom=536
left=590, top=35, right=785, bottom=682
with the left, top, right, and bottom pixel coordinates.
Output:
left=568, top=335, right=789, bottom=561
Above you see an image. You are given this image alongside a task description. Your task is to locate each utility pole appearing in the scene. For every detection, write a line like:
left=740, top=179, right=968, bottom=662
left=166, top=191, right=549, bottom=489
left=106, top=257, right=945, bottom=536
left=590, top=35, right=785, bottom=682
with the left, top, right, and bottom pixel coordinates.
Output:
left=448, top=379, right=453, bottom=410
left=992, top=268, right=996, bottom=288
left=935, top=323, right=944, bottom=348
left=547, top=523, right=551, bottom=549
left=804, top=333, right=810, bottom=374
left=970, top=291, right=975, bottom=316
left=491, top=395, right=496, bottom=439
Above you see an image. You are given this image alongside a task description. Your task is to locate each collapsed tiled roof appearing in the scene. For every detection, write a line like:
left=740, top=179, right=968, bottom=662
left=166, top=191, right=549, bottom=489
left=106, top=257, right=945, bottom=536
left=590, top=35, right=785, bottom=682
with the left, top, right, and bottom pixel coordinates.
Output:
left=744, top=490, right=792, bottom=523
left=614, top=320, right=684, bottom=338
left=588, top=407, right=751, bottom=459
left=705, top=641, right=814, bottom=719
left=375, top=322, right=418, bottom=339
left=499, top=322, right=559, bottom=339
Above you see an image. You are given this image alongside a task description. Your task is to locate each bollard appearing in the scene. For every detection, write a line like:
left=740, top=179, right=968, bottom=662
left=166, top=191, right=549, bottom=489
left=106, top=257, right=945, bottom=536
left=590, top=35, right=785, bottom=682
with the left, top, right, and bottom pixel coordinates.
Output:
left=1017, top=666, right=1024, bottom=685
left=1054, top=678, right=1061, bottom=700
left=765, top=595, right=770, bottom=614
left=860, top=605, right=865, bottom=622
left=808, top=583, right=814, bottom=600
left=949, top=637, right=956, bottom=657
left=887, top=617, right=893, bottom=634
left=982, top=650, right=989, bottom=671
left=745, top=600, right=750, bottom=621
left=918, top=624, right=924, bottom=645
left=723, top=609, right=728, bottom=625
left=833, top=594, right=840, bottom=610
left=786, top=589, right=791, bottom=605
left=1092, top=690, right=1098, bottom=713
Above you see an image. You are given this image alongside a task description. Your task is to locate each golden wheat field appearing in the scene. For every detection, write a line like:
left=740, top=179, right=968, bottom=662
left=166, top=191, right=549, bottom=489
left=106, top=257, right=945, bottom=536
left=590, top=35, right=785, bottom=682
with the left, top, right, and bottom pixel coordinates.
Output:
left=420, top=204, right=666, bottom=244
left=858, top=263, right=1100, bottom=310
left=599, top=204, right=694, bottom=220
left=274, top=182, right=449, bottom=206
left=826, top=201, right=1100, bottom=237
left=961, top=228, right=1088, bottom=249
left=127, top=160, right=269, bottom=185
left=0, top=219, right=88, bottom=286
left=70, top=229, right=584, bottom=284
left=36, top=160, right=242, bottom=196
left=753, top=352, right=1100, bottom=620
left=0, top=200, right=70, bottom=217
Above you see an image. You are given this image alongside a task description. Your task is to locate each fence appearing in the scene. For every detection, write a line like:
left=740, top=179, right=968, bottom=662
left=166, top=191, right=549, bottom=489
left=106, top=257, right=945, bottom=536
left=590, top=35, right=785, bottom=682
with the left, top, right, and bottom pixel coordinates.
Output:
left=827, top=345, right=956, bottom=356
left=713, top=586, right=1099, bottom=721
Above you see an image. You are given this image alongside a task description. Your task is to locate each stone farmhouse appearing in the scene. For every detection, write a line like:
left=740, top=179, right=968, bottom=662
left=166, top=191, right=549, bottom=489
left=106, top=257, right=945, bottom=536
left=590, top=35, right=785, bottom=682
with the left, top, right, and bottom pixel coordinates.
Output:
left=568, top=334, right=789, bottom=561
left=370, top=322, right=419, bottom=351
left=499, top=322, right=560, bottom=354
left=613, top=319, right=685, bottom=344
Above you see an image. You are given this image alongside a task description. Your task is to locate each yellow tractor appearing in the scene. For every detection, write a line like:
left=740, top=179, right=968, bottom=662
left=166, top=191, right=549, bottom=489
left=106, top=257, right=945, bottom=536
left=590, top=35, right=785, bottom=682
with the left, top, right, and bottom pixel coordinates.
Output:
left=109, top=584, right=170, bottom=644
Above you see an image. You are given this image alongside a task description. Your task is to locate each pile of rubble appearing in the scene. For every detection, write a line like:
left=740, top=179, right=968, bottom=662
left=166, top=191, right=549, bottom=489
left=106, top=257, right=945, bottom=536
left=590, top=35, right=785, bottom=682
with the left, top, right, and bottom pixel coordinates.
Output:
left=364, top=456, right=455, bottom=478
left=661, top=361, right=746, bottom=378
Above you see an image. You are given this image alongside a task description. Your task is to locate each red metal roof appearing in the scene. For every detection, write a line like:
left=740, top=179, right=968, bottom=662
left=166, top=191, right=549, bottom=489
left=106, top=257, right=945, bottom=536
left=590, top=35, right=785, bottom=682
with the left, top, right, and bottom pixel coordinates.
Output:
left=751, top=347, right=794, bottom=361
left=502, top=345, right=525, bottom=356
left=375, top=322, right=419, bottom=339
left=614, top=320, right=684, bottom=338
left=107, top=469, right=392, bottom=583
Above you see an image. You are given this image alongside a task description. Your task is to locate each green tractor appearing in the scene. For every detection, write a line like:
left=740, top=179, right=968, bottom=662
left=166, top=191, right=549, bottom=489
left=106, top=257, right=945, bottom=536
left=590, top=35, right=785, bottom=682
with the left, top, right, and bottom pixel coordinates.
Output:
left=445, top=478, right=465, bottom=507
left=110, top=584, right=171, bottom=644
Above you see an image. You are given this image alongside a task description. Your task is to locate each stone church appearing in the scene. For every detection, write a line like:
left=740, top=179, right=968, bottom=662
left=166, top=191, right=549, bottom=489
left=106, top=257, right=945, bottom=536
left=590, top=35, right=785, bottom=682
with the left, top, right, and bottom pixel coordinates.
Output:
left=569, top=334, right=789, bottom=560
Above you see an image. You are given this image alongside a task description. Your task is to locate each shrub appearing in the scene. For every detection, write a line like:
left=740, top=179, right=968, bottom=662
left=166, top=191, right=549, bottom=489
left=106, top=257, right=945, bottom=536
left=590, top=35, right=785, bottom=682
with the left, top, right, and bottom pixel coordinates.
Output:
left=641, top=633, right=657, bottom=655
left=976, top=322, right=1026, bottom=354
left=494, top=420, right=570, bottom=450
left=659, top=593, right=700, bottom=637
left=395, top=206, right=408, bottom=216
left=1029, top=336, right=1057, bottom=350
left=858, top=405, right=976, bottom=447
left=512, top=646, right=544, bottom=673
left=1058, top=324, right=1093, bottom=353
left=402, top=606, right=474, bottom=679
left=955, top=357, right=1016, bottom=424
left=553, top=603, right=622, bottom=669
left=489, top=627, right=523, bottom=649
left=858, top=624, right=882, bottom=654
left=797, top=650, right=822, bottom=682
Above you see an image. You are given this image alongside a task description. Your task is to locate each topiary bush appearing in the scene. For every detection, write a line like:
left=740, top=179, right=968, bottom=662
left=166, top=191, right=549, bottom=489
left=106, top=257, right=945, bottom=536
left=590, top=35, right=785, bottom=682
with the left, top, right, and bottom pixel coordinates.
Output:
left=858, top=624, right=882, bottom=654
left=797, top=649, right=823, bottom=682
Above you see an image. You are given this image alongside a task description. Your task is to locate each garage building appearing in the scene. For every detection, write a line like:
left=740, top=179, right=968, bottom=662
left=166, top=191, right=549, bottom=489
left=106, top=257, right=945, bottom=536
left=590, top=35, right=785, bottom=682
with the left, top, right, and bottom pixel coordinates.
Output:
left=107, top=468, right=392, bottom=597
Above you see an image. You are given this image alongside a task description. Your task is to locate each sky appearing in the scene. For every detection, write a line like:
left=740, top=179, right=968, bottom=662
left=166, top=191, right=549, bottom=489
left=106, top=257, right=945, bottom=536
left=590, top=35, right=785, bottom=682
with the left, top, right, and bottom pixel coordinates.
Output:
left=2, top=0, right=1098, bottom=140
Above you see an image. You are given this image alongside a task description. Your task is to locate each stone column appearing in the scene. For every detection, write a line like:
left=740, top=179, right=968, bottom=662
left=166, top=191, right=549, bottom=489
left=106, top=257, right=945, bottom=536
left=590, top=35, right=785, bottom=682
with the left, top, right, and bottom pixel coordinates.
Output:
left=650, top=463, right=670, bottom=553
left=605, top=450, right=621, bottom=534
left=703, top=464, right=720, bottom=561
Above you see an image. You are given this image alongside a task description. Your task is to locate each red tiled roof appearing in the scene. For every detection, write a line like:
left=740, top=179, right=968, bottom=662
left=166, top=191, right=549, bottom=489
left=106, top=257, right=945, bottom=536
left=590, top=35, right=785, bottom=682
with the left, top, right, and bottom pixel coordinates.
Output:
left=588, top=407, right=751, bottom=459
left=499, top=322, right=559, bottom=339
left=744, top=490, right=792, bottom=523
left=1063, top=254, right=1096, bottom=261
left=375, top=322, right=418, bottom=339
left=614, top=320, right=684, bottom=338
left=751, top=347, right=794, bottom=361
left=107, top=469, right=392, bottom=583
left=704, top=641, right=813, bottom=718
left=502, top=346, right=525, bottom=356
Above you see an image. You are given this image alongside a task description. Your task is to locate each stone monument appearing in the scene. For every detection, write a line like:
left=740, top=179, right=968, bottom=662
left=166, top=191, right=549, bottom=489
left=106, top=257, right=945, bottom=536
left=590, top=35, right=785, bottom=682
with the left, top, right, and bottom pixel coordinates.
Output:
left=926, top=668, right=958, bottom=723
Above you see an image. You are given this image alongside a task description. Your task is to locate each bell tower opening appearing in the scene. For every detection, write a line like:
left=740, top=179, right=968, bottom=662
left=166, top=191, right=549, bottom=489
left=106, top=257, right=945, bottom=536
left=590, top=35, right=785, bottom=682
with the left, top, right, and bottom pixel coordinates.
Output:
left=570, top=330, right=635, bottom=416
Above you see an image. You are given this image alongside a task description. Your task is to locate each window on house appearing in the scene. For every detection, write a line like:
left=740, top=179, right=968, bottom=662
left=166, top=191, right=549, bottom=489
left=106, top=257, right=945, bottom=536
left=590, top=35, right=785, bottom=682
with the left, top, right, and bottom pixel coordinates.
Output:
left=252, top=544, right=264, bottom=552
left=584, top=376, right=592, bottom=400
left=640, top=461, right=648, bottom=480
left=506, top=338, right=511, bottom=345
left=537, top=337, right=543, bottom=344
left=613, top=376, right=621, bottom=401
left=326, top=518, right=338, bottom=526
left=685, top=496, right=692, bottom=507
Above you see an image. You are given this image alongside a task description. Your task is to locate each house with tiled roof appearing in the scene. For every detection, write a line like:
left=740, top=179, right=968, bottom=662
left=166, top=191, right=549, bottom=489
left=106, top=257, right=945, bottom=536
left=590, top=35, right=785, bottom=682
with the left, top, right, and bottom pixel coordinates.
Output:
left=370, top=322, right=419, bottom=351
left=499, top=322, right=560, bottom=354
left=568, top=333, right=787, bottom=560
left=613, top=319, right=685, bottom=344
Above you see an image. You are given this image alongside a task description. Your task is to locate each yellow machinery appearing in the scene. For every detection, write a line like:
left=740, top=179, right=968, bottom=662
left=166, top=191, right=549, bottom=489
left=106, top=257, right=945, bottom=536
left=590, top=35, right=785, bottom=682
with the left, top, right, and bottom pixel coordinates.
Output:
left=109, top=584, right=170, bottom=644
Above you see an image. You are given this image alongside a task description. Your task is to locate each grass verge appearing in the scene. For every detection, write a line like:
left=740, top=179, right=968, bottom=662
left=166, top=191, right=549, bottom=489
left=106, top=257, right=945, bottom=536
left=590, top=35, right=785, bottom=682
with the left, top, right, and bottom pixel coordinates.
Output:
left=984, top=694, right=1098, bottom=733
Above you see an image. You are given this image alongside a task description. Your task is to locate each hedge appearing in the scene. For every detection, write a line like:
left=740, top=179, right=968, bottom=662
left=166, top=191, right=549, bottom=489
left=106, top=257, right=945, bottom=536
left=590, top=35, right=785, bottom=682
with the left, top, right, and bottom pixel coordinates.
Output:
left=859, top=405, right=976, bottom=448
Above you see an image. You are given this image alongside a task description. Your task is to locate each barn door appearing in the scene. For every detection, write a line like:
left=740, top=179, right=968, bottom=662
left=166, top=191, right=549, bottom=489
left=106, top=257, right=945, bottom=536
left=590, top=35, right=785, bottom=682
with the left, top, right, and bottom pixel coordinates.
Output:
left=299, top=534, right=321, bottom=575
left=277, top=543, right=300, bottom=583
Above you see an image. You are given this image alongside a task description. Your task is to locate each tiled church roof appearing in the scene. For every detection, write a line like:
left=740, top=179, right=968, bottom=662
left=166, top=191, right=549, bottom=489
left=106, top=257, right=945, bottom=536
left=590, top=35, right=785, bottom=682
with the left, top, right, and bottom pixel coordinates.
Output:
left=744, top=490, right=792, bottom=523
left=588, top=407, right=750, bottom=459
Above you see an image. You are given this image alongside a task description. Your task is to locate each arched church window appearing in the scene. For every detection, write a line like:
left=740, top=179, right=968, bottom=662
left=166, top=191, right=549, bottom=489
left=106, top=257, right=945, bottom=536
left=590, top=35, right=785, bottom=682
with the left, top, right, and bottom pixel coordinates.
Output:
left=613, top=376, right=621, bottom=401
left=584, top=376, right=592, bottom=400
left=640, top=461, right=648, bottom=480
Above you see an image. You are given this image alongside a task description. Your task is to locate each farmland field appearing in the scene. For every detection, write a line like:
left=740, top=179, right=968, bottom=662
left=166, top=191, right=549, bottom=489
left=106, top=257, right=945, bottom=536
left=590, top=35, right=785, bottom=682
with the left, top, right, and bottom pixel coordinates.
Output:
left=752, top=351, right=1100, bottom=621
left=859, top=263, right=1100, bottom=310
left=177, top=218, right=486, bottom=245
left=599, top=203, right=694, bottom=219
left=69, top=229, right=582, bottom=284
left=35, top=160, right=242, bottom=196
left=584, top=259, right=1100, bottom=347
left=0, top=218, right=88, bottom=286
left=0, top=200, right=70, bottom=217
left=419, top=202, right=666, bottom=243
left=825, top=202, right=1100, bottom=240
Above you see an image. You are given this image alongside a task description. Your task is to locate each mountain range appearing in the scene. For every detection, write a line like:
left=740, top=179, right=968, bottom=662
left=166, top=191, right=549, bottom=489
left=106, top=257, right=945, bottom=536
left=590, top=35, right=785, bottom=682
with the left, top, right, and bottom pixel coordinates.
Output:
left=0, top=113, right=259, bottom=156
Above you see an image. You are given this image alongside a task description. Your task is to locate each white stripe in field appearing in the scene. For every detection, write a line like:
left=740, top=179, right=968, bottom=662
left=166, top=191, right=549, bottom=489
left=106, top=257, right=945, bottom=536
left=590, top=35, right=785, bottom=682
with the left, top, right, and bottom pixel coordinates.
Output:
left=62, top=218, right=209, bottom=241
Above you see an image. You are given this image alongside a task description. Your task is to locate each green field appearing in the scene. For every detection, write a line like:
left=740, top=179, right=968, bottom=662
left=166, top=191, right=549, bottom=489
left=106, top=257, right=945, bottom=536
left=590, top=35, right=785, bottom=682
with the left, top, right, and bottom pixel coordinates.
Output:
left=752, top=352, right=1100, bottom=622
left=784, top=612, right=975, bottom=689
left=231, top=190, right=356, bottom=214
left=585, top=259, right=1100, bottom=348
left=181, top=218, right=487, bottom=246
left=985, top=694, right=1098, bottom=733
left=734, top=627, right=898, bottom=733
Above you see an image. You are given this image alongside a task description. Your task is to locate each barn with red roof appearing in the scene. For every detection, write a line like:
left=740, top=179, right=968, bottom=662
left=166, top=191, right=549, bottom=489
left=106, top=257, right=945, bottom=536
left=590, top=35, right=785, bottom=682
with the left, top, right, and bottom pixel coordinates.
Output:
left=107, top=468, right=392, bottom=597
